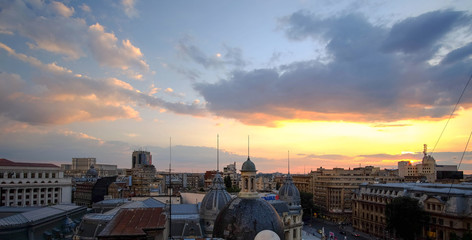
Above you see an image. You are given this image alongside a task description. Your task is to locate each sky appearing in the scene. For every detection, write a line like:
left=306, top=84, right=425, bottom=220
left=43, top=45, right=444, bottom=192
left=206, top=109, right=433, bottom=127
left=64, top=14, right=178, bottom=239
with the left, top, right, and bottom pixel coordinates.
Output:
left=1, top=0, right=472, bottom=174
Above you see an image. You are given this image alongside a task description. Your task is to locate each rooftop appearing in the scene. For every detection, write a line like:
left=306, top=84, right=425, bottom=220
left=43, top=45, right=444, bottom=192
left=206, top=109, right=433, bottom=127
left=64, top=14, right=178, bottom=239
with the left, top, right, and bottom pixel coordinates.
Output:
left=0, top=158, right=59, bottom=168
left=98, top=208, right=166, bottom=237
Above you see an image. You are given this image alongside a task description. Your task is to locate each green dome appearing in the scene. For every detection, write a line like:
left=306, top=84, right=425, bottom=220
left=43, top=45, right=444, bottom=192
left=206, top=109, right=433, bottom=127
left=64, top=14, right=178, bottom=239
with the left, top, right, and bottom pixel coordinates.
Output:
left=241, top=157, right=256, bottom=172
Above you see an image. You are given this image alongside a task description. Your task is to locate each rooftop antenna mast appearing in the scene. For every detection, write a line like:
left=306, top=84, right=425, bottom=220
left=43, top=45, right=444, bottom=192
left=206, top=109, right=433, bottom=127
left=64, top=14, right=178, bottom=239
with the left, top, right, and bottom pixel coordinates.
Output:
left=217, top=134, right=219, bottom=172
left=168, top=137, right=172, bottom=240
left=248, top=135, right=250, bottom=159
left=288, top=150, right=290, bottom=175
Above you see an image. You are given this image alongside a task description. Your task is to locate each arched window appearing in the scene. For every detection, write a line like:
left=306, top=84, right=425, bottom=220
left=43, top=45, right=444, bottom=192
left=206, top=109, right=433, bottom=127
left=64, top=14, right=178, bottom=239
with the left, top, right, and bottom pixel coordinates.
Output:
left=245, top=178, right=248, bottom=191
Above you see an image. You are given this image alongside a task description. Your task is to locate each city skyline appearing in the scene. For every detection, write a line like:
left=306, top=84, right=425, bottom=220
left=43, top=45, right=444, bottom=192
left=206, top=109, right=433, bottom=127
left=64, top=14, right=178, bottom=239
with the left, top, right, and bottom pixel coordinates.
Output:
left=1, top=0, right=472, bottom=173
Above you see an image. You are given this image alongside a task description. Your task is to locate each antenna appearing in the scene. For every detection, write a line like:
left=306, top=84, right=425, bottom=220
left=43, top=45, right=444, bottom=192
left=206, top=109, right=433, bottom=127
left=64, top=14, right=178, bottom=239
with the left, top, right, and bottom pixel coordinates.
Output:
left=288, top=150, right=290, bottom=175
left=217, top=134, right=219, bottom=172
left=168, top=137, right=172, bottom=240
left=247, top=135, right=250, bottom=158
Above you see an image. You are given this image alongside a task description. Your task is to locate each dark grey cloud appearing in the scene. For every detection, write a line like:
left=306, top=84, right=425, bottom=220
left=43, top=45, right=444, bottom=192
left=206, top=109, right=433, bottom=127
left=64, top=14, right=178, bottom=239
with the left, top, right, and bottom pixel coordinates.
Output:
left=382, top=10, right=469, bottom=53
left=194, top=10, right=472, bottom=126
left=177, top=38, right=247, bottom=70
left=441, top=42, right=472, bottom=65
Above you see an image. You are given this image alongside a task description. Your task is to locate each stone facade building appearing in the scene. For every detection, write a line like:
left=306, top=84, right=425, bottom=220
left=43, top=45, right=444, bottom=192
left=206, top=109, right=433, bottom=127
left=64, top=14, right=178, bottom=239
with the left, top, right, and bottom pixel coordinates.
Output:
left=311, top=166, right=401, bottom=222
left=0, top=158, right=72, bottom=207
left=352, top=183, right=472, bottom=240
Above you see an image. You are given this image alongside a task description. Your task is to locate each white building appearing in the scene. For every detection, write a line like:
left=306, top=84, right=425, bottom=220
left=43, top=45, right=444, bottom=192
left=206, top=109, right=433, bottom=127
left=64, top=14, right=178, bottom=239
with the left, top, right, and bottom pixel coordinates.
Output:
left=0, top=158, right=72, bottom=207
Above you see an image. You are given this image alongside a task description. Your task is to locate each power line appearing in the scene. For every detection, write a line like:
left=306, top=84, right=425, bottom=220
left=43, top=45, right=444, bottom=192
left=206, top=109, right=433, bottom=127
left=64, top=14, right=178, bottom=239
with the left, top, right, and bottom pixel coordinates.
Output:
left=430, top=71, right=472, bottom=156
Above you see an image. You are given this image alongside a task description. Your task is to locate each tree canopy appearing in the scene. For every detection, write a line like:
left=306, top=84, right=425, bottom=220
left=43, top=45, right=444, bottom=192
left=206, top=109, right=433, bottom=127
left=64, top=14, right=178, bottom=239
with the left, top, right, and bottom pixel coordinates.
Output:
left=385, top=196, right=429, bottom=240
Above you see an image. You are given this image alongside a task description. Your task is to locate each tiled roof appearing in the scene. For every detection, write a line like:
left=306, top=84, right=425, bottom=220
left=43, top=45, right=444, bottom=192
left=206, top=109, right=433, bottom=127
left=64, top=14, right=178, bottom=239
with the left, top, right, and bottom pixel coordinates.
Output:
left=98, top=208, right=166, bottom=237
left=0, top=158, right=59, bottom=168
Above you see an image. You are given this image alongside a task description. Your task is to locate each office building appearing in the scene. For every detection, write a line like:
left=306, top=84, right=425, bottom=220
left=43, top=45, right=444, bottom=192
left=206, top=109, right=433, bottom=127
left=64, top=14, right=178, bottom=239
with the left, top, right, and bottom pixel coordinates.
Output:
left=0, top=158, right=72, bottom=207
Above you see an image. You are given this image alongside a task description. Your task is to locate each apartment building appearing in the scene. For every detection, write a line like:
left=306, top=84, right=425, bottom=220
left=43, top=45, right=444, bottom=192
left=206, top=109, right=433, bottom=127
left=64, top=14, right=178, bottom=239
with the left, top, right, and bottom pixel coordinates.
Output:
left=311, top=166, right=401, bottom=223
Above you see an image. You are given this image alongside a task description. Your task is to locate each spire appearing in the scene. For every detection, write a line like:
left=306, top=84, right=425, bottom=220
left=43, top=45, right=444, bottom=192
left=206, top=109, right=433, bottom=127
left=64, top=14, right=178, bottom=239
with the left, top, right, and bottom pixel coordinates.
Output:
left=217, top=134, right=219, bottom=172
left=423, top=144, right=427, bottom=156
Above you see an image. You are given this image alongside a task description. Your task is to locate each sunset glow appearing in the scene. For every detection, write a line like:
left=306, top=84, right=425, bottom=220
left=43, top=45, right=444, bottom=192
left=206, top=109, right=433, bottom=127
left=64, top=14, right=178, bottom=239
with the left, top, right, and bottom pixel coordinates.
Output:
left=0, top=0, right=471, bottom=174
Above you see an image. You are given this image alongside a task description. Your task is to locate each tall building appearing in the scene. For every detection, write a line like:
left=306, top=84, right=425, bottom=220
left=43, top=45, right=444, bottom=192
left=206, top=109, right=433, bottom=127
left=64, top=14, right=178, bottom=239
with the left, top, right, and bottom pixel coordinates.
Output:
left=352, top=182, right=472, bottom=240
left=0, top=159, right=72, bottom=207
left=128, top=151, right=156, bottom=197
left=311, top=166, right=402, bottom=223
left=132, top=150, right=152, bottom=168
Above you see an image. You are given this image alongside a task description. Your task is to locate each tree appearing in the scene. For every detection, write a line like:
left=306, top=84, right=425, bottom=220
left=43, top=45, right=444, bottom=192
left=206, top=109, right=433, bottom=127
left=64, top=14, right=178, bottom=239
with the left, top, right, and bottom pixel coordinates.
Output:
left=300, top=192, right=317, bottom=219
left=386, top=196, right=429, bottom=240
left=224, top=176, right=232, bottom=189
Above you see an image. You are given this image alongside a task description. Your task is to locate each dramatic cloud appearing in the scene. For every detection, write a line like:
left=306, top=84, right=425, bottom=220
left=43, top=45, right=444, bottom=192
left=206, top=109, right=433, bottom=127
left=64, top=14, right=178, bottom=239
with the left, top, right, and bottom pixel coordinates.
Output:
left=0, top=0, right=148, bottom=71
left=0, top=43, right=205, bottom=125
left=195, top=10, right=472, bottom=126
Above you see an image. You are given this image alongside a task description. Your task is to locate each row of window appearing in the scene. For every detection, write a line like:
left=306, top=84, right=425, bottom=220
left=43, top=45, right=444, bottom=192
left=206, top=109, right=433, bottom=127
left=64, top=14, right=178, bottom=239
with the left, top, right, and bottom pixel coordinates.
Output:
left=0, top=172, right=58, bottom=179
left=1, top=180, right=60, bottom=184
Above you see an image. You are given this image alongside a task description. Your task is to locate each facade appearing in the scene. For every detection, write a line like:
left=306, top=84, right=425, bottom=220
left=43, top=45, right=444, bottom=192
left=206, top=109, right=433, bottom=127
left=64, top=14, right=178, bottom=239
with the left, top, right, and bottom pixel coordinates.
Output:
left=223, top=162, right=239, bottom=188
left=61, top=158, right=118, bottom=177
left=256, top=173, right=275, bottom=192
left=291, top=174, right=311, bottom=193
left=311, top=166, right=402, bottom=223
left=352, top=183, right=472, bottom=240
left=204, top=170, right=217, bottom=189
left=0, top=159, right=72, bottom=207
left=130, top=165, right=156, bottom=196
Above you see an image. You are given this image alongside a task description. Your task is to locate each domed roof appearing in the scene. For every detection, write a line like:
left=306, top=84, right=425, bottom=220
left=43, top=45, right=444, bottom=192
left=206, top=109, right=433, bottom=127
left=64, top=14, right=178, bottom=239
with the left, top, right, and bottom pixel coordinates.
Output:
left=241, top=157, right=256, bottom=172
left=200, top=173, right=232, bottom=219
left=278, top=174, right=300, bottom=207
left=213, top=197, right=284, bottom=240
left=86, top=164, right=98, bottom=178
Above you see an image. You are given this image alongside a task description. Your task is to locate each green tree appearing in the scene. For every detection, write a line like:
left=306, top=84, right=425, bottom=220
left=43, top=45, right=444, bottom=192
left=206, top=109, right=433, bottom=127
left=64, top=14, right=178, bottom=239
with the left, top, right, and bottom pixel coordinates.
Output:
left=224, top=176, right=232, bottom=189
left=386, top=196, right=429, bottom=240
left=300, top=192, right=316, bottom=218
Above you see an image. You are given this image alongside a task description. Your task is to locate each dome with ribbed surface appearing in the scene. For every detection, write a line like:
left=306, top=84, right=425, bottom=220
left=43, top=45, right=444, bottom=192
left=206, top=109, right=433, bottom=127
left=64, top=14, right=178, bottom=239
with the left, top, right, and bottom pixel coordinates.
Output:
left=278, top=174, right=300, bottom=207
left=86, top=164, right=98, bottom=178
left=241, top=157, right=256, bottom=172
left=200, top=173, right=232, bottom=236
left=213, top=197, right=284, bottom=240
